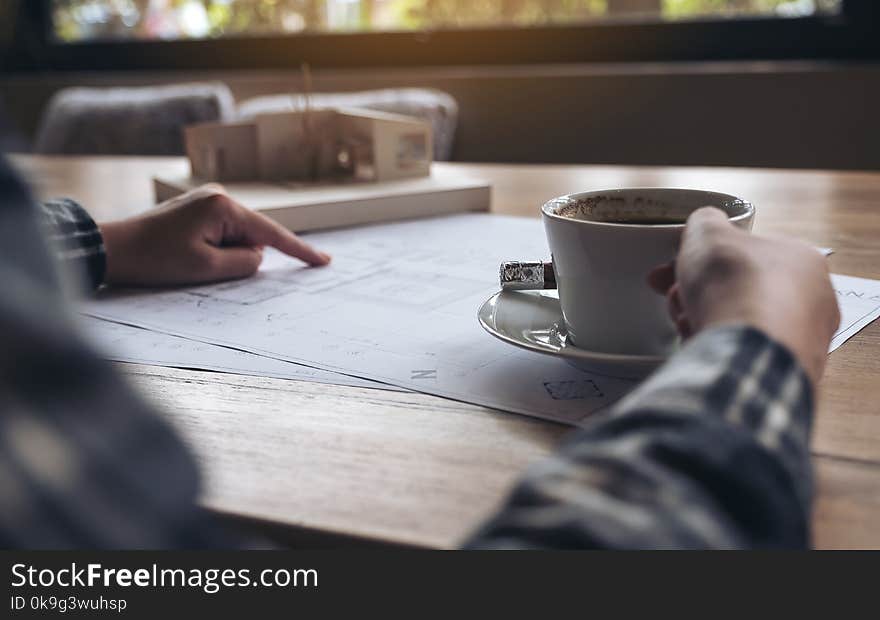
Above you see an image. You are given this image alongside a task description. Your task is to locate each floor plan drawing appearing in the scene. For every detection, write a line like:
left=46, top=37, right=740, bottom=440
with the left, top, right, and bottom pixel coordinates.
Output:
left=81, top=214, right=880, bottom=425
left=83, top=214, right=640, bottom=424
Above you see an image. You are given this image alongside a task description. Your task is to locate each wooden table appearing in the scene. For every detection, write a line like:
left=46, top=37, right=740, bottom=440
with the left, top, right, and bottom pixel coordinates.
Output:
left=13, top=155, right=880, bottom=549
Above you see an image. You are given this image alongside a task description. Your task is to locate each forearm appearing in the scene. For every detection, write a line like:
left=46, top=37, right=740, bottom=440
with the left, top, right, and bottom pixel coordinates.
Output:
left=465, top=326, right=814, bottom=549
left=38, top=197, right=106, bottom=290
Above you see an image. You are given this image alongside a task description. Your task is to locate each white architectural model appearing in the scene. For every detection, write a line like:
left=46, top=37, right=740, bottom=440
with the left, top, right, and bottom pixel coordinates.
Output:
left=184, top=108, right=433, bottom=184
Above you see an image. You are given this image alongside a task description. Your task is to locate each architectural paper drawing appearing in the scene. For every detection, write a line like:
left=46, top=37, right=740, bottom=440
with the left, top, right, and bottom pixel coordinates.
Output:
left=81, top=214, right=880, bottom=425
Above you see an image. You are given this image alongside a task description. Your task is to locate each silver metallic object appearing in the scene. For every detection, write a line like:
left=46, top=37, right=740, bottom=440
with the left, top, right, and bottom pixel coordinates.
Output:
left=499, top=260, right=556, bottom=291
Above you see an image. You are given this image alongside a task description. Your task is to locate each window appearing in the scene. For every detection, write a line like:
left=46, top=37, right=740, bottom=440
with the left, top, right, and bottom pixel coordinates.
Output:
left=0, top=0, right=872, bottom=71
left=52, top=1, right=843, bottom=43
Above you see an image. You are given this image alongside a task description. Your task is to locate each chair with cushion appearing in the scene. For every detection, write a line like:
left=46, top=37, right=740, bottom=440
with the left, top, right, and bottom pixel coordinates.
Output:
left=35, top=83, right=235, bottom=156
left=236, top=88, right=459, bottom=161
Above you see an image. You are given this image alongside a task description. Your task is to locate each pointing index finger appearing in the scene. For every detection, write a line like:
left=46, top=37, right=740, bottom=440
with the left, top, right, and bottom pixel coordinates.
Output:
left=238, top=207, right=331, bottom=266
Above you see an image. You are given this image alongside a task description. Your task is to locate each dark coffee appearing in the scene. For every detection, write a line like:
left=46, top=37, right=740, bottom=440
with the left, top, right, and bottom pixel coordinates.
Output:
left=594, top=214, right=687, bottom=225
left=551, top=190, right=752, bottom=226
left=555, top=199, right=692, bottom=225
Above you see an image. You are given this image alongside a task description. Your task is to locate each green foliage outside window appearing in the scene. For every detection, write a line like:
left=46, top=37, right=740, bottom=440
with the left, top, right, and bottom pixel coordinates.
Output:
left=50, top=0, right=842, bottom=42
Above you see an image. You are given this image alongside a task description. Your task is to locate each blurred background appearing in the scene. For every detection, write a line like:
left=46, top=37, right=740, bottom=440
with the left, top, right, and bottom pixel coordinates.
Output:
left=51, top=1, right=842, bottom=41
left=1, top=0, right=878, bottom=169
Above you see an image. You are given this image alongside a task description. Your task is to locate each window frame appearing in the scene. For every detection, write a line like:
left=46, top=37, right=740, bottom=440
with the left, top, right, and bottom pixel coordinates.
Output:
left=4, top=0, right=879, bottom=72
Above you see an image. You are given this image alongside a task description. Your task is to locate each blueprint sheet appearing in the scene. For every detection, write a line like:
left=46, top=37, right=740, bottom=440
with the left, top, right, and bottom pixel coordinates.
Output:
left=82, top=214, right=639, bottom=424
left=829, top=274, right=880, bottom=352
left=81, top=214, right=880, bottom=426
left=78, top=316, right=398, bottom=391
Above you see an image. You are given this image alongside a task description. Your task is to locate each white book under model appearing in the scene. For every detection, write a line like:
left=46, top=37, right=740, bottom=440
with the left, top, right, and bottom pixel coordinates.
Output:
left=154, top=166, right=491, bottom=233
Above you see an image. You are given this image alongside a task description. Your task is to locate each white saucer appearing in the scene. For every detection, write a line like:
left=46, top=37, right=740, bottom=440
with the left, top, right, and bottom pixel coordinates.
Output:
left=477, top=290, right=667, bottom=379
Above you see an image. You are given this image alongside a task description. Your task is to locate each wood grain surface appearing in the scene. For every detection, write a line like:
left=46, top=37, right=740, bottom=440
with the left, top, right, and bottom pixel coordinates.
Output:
left=13, top=155, right=880, bottom=548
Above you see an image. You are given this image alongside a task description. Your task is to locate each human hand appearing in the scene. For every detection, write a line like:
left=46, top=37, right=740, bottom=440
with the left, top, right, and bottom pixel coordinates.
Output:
left=99, top=185, right=330, bottom=287
left=648, top=207, right=839, bottom=386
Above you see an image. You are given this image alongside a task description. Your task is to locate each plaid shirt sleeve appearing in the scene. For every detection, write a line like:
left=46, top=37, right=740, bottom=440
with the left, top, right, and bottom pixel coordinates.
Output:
left=466, top=325, right=814, bottom=549
left=37, top=197, right=107, bottom=290
left=0, top=156, right=235, bottom=548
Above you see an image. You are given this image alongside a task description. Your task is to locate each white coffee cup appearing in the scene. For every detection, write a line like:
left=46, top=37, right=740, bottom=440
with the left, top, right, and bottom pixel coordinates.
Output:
left=542, top=188, right=755, bottom=356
